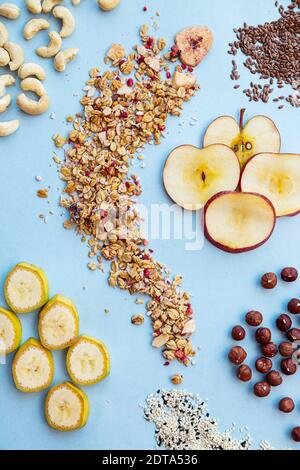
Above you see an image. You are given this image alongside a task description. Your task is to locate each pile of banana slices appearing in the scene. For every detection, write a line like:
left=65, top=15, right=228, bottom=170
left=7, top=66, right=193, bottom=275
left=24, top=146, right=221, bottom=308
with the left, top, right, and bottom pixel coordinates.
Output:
left=0, top=261, right=110, bottom=432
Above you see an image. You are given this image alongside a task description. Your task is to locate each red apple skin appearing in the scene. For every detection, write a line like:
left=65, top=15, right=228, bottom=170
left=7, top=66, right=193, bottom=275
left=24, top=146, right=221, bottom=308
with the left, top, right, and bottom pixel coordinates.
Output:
left=240, top=153, right=300, bottom=218
left=203, top=191, right=276, bottom=254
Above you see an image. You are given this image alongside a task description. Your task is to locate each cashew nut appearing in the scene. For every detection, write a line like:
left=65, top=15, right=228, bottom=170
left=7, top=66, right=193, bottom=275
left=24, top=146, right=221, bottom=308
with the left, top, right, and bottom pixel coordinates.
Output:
left=20, top=77, right=46, bottom=97
left=0, top=3, right=19, bottom=19
left=53, top=6, right=75, bottom=38
left=17, top=93, right=49, bottom=115
left=54, top=48, right=79, bottom=72
left=24, top=18, right=50, bottom=40
left=0, top=21, right=8, bottom=47
left=0, top=119, right=19, bottom=136
left=4, top=42, right=25, bottom=71
left=0, top=47, right=9, bottom=66
left=98, top=0, right=120, bottom=11
left=0, top=93, right=10, bottom=112
left=0, top=73, right=15, bottom=96
left=36, top=31, right=62, bottom=58
left=26, top=0, right=42, bottom=14
left=42, top=0, right=63, bottom=13
left=18, top=62, right=46, bottom=81
left=72, top=0, right=81, bottom=4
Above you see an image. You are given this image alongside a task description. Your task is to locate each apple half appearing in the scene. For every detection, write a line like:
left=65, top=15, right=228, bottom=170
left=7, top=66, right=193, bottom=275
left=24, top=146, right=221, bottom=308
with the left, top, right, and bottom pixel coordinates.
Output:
left=204, top=191, right=276, bottom=253
left=241, top=153, right=300, bottom=217
left=163, top=144, right=240, bottom=210
left=203, top=110, right=281, bottom=168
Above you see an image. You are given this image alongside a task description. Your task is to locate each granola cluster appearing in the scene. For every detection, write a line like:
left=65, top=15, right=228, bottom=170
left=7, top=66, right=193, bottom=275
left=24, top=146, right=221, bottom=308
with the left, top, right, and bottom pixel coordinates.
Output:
left=57, top=25, right=199, bottom=365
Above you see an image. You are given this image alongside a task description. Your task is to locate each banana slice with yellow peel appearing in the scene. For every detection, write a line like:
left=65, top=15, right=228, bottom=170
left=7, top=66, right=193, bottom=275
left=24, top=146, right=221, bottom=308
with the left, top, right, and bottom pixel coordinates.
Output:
left=12, top=338, right=54, bottom=392
left=0, top=306, right=22, bottom=354
left=66, top=335, right=110, bottom=386
left=45, top=382, right=90, bottom=431
left=5, top=262, right=49, bottom=314
left=38, top=295, right=79, bottom=350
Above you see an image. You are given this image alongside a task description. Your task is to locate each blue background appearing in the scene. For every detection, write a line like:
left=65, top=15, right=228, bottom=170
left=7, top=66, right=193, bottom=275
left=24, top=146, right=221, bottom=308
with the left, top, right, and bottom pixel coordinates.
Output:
left=0, top=0, right=299, bottom=450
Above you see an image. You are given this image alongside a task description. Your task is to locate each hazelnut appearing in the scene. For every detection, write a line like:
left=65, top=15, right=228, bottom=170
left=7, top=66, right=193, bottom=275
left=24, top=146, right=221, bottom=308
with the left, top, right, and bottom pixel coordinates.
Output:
left=279, top=397, right=295, bottom=413
left=256, top=327, right=271, bottom=345
left=255, top=357, right=273, bottom=374
left=276, top=314, right=292, bottom=332
left=261, top=272, right=277, bottom=289
left=281, top=358, right=297, bottom=376
left=292, top=427, right=300, bottom=442
left=245, top=310, right=263, bottom=327
left=287, top=328, right=300, bottom=342
left=237, top=364, right=252, bottom=382
left=281, top=267, right=298, bottom=282
left=288, top=298, right=300, bottom=314
left=228, top=346, right=247, bottom=365
left=253, top=381, right=271, bottom=398
left=231, top=325, right=246, bottom=341
left=261, top=342, right=278, bottom=358
left=266, top=370, right=283, bottom=387
left=279, top=341, right=294, bottom=357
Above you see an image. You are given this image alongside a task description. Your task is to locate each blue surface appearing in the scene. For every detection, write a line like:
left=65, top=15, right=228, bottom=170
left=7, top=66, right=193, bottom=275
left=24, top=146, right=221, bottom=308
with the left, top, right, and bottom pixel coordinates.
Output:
left=0, top=0, right=299, bottom=451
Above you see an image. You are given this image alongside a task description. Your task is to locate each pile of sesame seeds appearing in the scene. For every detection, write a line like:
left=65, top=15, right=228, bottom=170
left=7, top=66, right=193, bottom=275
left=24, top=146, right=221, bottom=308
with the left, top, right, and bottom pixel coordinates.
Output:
left=143, top=390, right=275, bottom=450
left=228, top=0, right=300, bottom=109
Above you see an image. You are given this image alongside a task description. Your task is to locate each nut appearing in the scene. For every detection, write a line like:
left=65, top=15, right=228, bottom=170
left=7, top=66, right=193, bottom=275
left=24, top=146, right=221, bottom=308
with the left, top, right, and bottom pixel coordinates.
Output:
left=0, top=3, right=19, bottom=20
left=279, top=341, right=293, bottom=357
left=36, top=31, right=62, bottom=58
left=4, top=42, right=25, bottom=71
left=152, top=334, right=169, bottom=348
left=279, top=397, right=295, bottom=413
left=54, top=48, right=79, bottom=72
left=26, top=0, right=42, bottom=14
left=281, top=358, right=297, bottom=376
left=0, top=119, right=19, bottom=137
left=171, top=374, right=183, bottom=385
left=288, top=298, right=300, bottom=314
left=276, top=314, right=292, bottom=332
left=172, top=71, right=196, bottom=89
left=255, top=327, right=271, bottom=345
left=131, top=314, right=144, bottom=325
left=24, top=18, right=50, bottom=40
left=0, top=93, right=11, bottom=113
left=261, top=342, right=278, bottom=358
left=245, top=310, right=263, bottom=327
left=228, top=346, right=247, bottom=365
left=98, top=0, right=120, bottom=11
left=231, top=325, right=246, bottom=341
left=0, top=73, right=15, bottom=96
left=281, top=267, right=298, bottom=282
left=237, top=364, right=252, bottom=382
left=106, top=43, right=125, bottom=61
left=0, top=47, right=9, bottom=66
left=17, top=93, right=50, bottom=115
left=53, top=6, right=75, bottom=38
left=266, top=370, right=282, bottom=387
left=0, top=21, right=8, bottom=47
left=253, top=381, right=271, bottom=398
left=37, top=189, right=49, bottom=198
left=255, top=357, right=272, bottom=374
left=20, top=77, right=46, bottom=97
left=18, top=63, right=46, bottom=81
left=261, top=272, right=277, bottom=289
left=42, top=0, right=63, bottom=13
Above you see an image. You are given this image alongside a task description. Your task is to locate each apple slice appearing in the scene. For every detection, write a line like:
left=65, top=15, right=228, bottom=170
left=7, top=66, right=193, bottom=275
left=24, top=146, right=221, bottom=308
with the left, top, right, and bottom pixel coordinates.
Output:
left=204, top=192, right=276, bottom=253
left=203, top=109, right=281, bottom=168
left=163, top=144, right=240, bottom=210
left=241, top=153, right=300, bottom=217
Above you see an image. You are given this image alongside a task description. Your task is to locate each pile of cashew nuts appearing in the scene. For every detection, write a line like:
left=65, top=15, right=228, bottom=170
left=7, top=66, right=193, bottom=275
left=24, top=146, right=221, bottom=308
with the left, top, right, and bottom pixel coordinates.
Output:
left=0, top=0, right=121, bottom=137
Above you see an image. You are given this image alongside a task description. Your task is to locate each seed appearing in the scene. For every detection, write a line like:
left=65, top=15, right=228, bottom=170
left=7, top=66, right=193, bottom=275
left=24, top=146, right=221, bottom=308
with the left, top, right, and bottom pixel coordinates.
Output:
left=292, top=427, right=300, bottom=442
left=261, top=272, right=277, bottom=289
left=246, top=310, right=263, bottom=326
left=171, top=374, right=183, bottom=385
left=279, top=341, right=294, bottom=357
left=266, top=370, right=283, bottom=387
left=287, top=328, right=300, bottom=342
left=253, top=382, right=271, bottom=398
left=237, top=364, right=252, bottom=382
left=255, top=357, right=273, bottom=374
left=276, top=314, right=292, bottom=332
left=231, top=325, right=246, bottom=341
left=281, top=358, right=297, bottom=376
left=228, top=346, right=247, bottom=365
left=256, top=327, right=271, bottom=345
left=279, top=397, right=295, bottom=414
left=261, top=342, right=278, bottom=358
left=281, top=267, right=298, bottom=282
left=288, top=298, right=300, bottom=314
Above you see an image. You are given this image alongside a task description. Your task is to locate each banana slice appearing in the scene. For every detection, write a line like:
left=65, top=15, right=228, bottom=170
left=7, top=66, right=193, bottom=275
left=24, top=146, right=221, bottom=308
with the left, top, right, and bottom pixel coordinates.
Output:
left=0, top=306, right=22, bottom=354
left=5, top=262, right=49, bottom=314
left=45, top=382, right=90, bottom=431
left=66, top=335, right=110, bottom=386
left=12, top=338, right=54, bottom=393
left=38, top=295, right=79, bottom=350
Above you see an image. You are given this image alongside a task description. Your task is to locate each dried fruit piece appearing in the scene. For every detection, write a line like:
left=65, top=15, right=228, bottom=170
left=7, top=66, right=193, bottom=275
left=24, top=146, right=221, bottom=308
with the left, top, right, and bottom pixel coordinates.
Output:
left=45, top=382, right=89, bottom=431
left=66, top=335, right=110, bottom=386
left=4, top=262, right=49, bottom=314
left=38, top=295, right=79, bottom=350
left=0, top=306, right=22, bottom=354
left=12, top=338, right=54, bottom=392
left=175, top=26, right=213, bottom=67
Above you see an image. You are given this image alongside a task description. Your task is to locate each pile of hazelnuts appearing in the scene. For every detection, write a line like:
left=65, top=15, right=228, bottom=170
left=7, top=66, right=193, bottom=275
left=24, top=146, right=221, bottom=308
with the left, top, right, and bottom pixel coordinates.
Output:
left=228, top=267, right=300, bottom=443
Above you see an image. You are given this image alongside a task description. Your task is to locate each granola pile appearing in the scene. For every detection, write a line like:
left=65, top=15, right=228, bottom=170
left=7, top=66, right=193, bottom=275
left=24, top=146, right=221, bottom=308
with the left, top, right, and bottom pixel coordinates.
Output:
left=56, top=25, right=199, bottom=365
